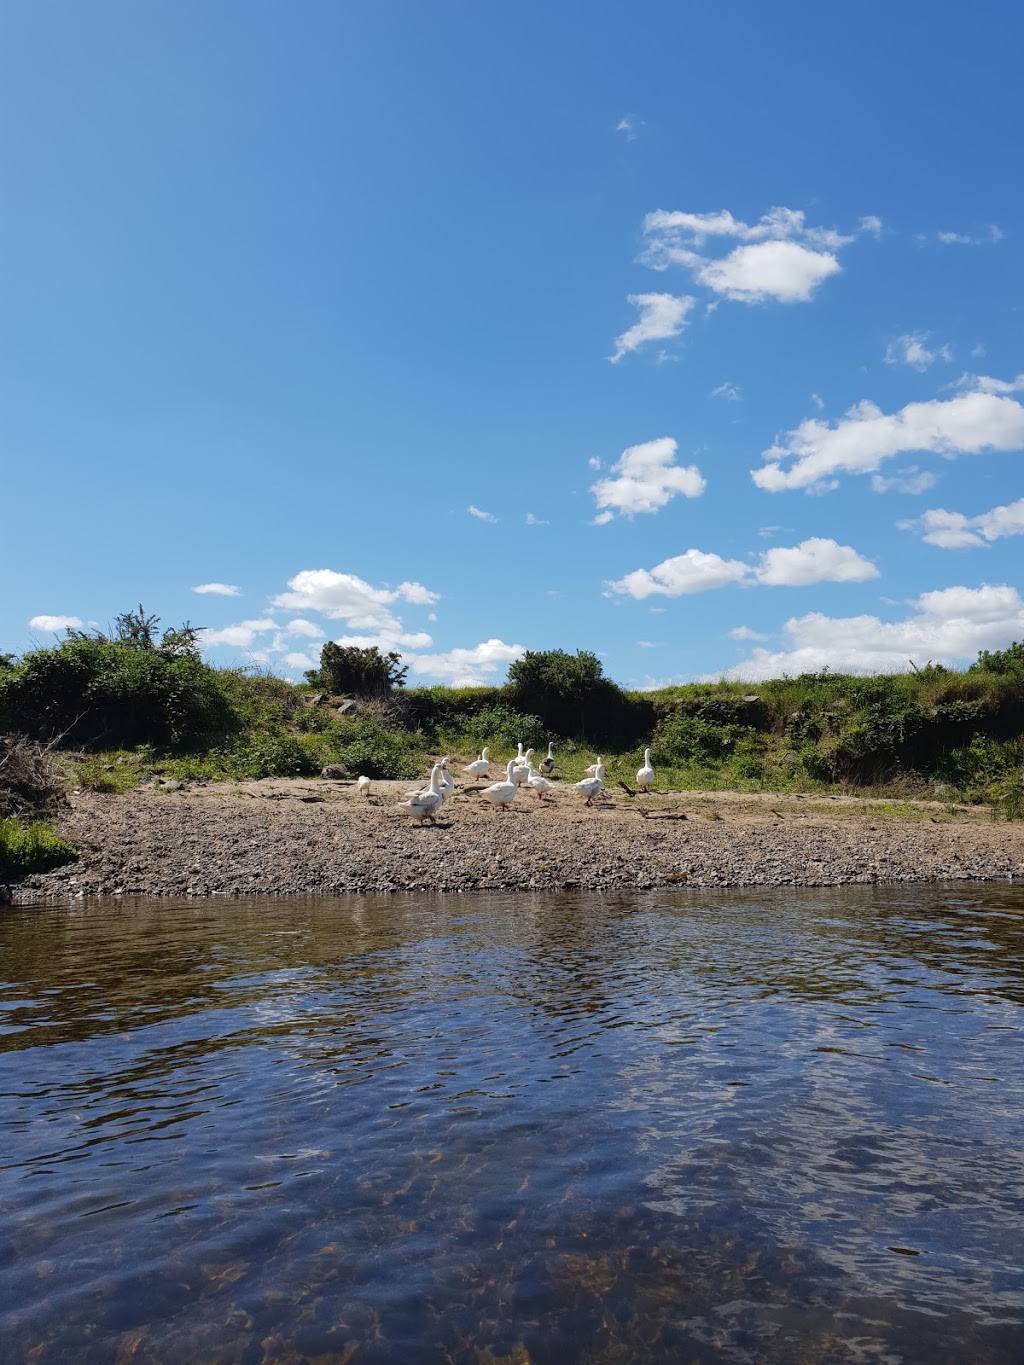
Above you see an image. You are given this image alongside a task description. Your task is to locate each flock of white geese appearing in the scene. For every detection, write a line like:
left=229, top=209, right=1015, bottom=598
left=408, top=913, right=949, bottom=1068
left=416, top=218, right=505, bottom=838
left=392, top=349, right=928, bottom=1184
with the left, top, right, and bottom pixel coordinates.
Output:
left=380, top=743, right=656, bottom=825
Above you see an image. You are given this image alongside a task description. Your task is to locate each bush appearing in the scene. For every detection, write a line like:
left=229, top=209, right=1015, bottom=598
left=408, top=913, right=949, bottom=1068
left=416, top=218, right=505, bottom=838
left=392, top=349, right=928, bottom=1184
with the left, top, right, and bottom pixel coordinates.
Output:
left=652, top=713, right=746, bottom=766
left=0, top=817, right=78, bottom=882
left=334, top=718, right=421, bottom=780
left=309, top=643, right=408, bottom=697
left=0, top=634, right=237, bottom=751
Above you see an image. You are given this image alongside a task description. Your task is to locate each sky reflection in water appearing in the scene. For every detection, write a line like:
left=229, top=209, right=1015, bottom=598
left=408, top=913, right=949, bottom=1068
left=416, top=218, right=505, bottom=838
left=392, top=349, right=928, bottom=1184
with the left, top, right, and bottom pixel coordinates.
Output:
left=1, top=885, right=1023, bottom=1363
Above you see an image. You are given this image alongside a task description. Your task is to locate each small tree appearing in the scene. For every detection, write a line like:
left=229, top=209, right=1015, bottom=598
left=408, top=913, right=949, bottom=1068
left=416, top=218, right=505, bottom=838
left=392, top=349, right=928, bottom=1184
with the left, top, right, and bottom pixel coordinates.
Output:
left=972, top=641, right=1024, bottom=677
left=505, top=649, right=608, bottom=737
left=312, top=643, right=408, bottom=698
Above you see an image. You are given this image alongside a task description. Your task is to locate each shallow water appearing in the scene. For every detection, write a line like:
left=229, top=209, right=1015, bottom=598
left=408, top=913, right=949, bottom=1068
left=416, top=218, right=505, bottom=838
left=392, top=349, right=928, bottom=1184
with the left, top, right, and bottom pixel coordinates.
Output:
left=1, top=886, right=1023, bottom=1363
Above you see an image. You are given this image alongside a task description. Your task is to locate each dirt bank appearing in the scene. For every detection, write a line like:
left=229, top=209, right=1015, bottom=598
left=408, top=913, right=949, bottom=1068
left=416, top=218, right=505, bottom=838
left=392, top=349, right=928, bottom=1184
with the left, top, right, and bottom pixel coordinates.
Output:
left=12, top=776, right=1024, bottom=900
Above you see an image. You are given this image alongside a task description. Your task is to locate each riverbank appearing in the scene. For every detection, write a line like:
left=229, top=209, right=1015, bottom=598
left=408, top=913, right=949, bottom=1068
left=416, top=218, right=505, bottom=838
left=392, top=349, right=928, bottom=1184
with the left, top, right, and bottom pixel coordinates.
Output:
left=12, top=776, right=1024, bottom=900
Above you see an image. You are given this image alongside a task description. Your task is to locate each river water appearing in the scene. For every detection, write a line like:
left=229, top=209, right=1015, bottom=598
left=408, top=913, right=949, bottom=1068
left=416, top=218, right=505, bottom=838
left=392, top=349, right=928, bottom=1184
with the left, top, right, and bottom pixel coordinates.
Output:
left=1, top=886, right=1022, bottom=1363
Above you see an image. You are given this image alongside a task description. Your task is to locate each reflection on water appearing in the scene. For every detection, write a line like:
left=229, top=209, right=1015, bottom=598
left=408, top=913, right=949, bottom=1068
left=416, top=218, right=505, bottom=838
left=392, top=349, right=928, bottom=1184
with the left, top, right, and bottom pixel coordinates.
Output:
left=1, top=886, right=1023, bottom=1362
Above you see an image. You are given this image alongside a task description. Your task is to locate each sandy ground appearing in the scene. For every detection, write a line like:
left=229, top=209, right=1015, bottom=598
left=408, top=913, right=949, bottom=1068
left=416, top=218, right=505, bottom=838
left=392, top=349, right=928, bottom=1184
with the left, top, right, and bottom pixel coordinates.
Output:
left=14, top=774, right=1024, bottom=899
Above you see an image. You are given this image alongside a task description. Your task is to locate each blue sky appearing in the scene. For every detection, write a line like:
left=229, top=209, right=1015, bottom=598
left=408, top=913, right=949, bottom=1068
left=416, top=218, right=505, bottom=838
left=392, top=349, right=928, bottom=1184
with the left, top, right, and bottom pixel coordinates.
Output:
left=3, top=1, right=1023, bottom=688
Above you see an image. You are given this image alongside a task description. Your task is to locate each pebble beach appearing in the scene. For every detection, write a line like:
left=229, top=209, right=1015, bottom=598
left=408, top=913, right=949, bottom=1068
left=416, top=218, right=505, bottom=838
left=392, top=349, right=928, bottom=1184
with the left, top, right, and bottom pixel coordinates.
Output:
left=15, top=777, right=1024, bottom=899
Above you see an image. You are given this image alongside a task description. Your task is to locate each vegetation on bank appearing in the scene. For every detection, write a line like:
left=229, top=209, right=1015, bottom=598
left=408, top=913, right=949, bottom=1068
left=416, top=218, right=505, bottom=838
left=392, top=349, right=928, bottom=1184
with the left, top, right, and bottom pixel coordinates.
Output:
left=1, top=611, right=1023, bottom=859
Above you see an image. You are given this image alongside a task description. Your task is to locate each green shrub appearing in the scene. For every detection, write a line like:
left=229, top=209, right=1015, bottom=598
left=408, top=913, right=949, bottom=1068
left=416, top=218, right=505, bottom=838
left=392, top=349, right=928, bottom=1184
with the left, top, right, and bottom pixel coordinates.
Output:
left=0, top=817, right=78, bottom=881
left=652, top=712, right=747, bottom=766
left=0, top=636, right=237, bottom=751
left=335, top=718, right=421, bottom=780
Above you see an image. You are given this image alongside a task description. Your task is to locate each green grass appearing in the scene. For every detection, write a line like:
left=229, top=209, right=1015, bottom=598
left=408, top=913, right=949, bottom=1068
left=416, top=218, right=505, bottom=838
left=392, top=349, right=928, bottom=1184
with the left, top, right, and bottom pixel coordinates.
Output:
left=0, top=817, right=78, bottom=881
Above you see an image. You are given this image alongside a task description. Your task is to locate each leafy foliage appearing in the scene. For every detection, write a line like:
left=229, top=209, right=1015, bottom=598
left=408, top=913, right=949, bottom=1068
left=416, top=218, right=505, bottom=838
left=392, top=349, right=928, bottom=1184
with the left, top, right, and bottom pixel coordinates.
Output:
left=971, top=640, right=1024, bottom=678
left=0, top=817, right=78, bottom=882
left=309, top=644, right=408, bottom=697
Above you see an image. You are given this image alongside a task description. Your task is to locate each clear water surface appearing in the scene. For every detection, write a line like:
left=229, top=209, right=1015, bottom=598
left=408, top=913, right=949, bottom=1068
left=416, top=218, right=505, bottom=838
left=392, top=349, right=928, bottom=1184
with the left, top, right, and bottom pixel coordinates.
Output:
left=1, top=886, right=1022, bottom=1363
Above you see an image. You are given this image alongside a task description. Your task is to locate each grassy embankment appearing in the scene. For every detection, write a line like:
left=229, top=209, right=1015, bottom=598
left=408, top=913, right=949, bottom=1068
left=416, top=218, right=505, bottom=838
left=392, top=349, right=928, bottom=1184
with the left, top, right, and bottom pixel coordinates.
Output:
left=1, top=624, right=1022, bottom=884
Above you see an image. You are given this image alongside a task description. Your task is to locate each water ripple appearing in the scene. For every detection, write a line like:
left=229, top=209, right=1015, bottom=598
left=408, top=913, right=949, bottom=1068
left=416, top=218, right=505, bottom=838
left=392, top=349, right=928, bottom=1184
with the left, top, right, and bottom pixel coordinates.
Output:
left=1, top=885, right=1022, bottom=1362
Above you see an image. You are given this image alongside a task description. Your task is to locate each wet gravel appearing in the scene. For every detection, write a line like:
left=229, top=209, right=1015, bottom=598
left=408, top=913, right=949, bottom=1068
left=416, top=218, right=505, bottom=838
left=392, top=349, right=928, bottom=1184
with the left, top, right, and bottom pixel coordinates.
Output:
left=14, top=779, right=1024, bottom=899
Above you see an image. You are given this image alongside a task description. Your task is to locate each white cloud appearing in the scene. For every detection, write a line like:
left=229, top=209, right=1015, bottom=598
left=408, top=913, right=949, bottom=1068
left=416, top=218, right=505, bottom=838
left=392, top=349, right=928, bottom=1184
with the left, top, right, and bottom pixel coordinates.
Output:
left=271, top=570, right=438, bottom=641
left=956, top=372, right=1024, bottom=395
left=937, top=225, right=1004, bottom=246
left=641, top=206, right=853, bottom=304
left=636, top=640, right=656, bottom=648
left=711, top=381, right=741, bottom=401
left=905, top=497, right=1024, bottom=549
left=607, top=549, right=751, bottom=599
left=587, top=456, right=601, bottom=470
left=810, top=393, right=825, bottom=410
left=754, top=538, right=879, bottom=586
left=871, top=466, right=936, bottom=495
left=695, top=240, right=842, bottom=303
left=607, top=537, right=877, bottom=598
left=192, top=582, right=241, bottom=597
left=884, top=332, right=952, bottom=371
left=283, top=618, right=325, bottom=639
left=753, top=389, right=1024, bottom=493
left=407, top=638, right=526, bottom=686
left=467, top=505, right=498, bottom=523
left=284, top=652, right=315, bottom=670
left=728, top=625, right=769, bottom=641
left=202, top=618, right=278, bottom=648
left=719, top=584, right=1024, bottom=679
left=28, top=614, right=82, bottom=633
left=525, top=512, right=549, bottom=525
left=615, top=115, right=643, bottom=140
left=609, top=293, right=695, bottom=363
left=859, top=215, right=884, bottom=237
left=591, top=437, right=706, bottom=522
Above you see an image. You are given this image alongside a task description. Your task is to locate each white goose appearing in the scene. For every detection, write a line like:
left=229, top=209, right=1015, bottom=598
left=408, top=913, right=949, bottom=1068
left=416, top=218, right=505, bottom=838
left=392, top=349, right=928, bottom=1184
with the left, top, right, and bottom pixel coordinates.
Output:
left=636, top=748, right=655, bottom=792
left=357, top=775, right=371, bottom=799
left=463, top=747, right=491, bottom=782
left=438, top=757, right=455, bottom=800
left=481, top=759, right=519, bottom=812
left=399, top=763, right=445, bottom=824
left=526, top=762, right=555, bottom=802
left=573, top=758, right=605, bottom=807
left=512, top=748, right=535, bottom=786
left=539, top=742, right=556, bottom=778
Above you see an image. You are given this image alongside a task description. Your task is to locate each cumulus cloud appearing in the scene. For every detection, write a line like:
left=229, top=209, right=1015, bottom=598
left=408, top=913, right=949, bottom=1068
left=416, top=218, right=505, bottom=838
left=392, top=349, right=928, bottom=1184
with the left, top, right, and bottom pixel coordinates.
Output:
left=282, top=618, right=325, bottom=639
left=591, top=437, right=706, bottom=523
left=192, top=582, right=241, bottom=597
left=272, top=569, right=437, bottom=629
left=202, top=618, right=278, bottom=648
left=717, top=584, right=1024, bottom=679
left=639, top=205, right=857, bottom=304
left=467, top=505, right=498, bottom=523
left=284, top=652, right=316, bottom=670
left=903, top=497, right=1024, bottom=549
left=607, top=549, right=751, bottom=599
left=28, top=614, right=83, bottom=633
left=609, top=292, right=695, bottom=363
left=859, top=215, right=884, bottom=237
left=884, top=333, right=952, bottom=371
left=728, top=625, right=769, bottom=641
left=607, top=537, right=877, bottom=599
left=754, top=538, right=879, bottom=586
left=407, top=638, right=526, bottom=687
left=753, top=388, right=1024, bottom=493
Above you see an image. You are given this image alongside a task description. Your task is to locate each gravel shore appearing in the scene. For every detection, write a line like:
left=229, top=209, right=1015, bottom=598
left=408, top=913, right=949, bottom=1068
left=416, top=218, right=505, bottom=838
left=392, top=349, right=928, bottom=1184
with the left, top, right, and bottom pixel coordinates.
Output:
left=13, top=777, right=1024, bottom=900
